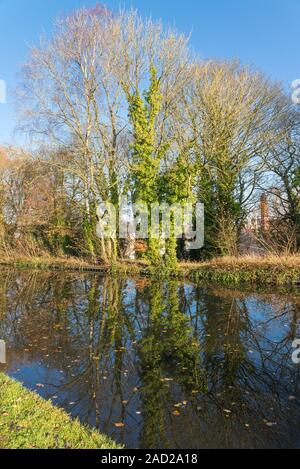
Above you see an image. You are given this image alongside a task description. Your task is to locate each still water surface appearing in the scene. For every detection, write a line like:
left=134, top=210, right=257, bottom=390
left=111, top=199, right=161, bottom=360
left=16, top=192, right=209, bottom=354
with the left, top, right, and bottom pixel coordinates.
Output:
left=0, top=269, right=300, bottom=449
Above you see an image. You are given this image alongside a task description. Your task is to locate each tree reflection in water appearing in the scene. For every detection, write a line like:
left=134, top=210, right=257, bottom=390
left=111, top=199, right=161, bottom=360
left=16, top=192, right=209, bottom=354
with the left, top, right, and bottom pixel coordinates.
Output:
left=0, top=269, right=299, bottom=449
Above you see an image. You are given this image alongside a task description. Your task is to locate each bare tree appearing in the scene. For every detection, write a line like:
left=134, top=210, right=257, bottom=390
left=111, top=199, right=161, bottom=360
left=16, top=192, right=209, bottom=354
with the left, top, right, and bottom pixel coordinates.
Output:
left=261, top=108, right=300, bottom=249
left=182, top=60, right=287, bottom=255
left=17, top=7, right=192, bottom=261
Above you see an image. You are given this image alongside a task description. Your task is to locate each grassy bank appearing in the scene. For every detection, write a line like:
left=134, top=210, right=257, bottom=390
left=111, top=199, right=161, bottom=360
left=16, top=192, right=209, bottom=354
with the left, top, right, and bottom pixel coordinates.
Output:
left=0, top=254, right=299, bottom=286
left=0, top=374, right=121, bottom=449
left=181, top=255, right=300, bottom=286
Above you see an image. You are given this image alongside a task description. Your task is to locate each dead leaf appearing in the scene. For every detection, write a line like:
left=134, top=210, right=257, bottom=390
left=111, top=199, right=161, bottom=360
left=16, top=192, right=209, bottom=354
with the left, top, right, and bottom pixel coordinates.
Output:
left=223, top=409, right=232, bottom=414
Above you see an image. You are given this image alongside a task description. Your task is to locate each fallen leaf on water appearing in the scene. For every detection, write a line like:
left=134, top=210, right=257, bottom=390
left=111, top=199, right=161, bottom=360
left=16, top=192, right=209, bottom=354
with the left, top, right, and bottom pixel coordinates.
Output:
left=114, top=422, right=125, bottom=428
left=36, top=383, right=44, bottom=388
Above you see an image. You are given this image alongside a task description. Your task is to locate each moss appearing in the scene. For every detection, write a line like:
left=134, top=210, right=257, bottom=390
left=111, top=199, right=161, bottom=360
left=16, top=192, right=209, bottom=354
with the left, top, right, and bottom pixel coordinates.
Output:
left=188, top=266, right=300, bottom=286
left=0, top=374, right=121, bottom=449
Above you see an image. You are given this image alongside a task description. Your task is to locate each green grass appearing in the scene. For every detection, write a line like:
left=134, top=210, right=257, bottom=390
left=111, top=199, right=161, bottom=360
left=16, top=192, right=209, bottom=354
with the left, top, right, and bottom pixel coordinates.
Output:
left=187, top=265, right=300, bottom=285
left=0, top=374, right=121, bottom=449
left=181, top=255, right=300, bottom=286
left=126, top=255, right=300, bottom=286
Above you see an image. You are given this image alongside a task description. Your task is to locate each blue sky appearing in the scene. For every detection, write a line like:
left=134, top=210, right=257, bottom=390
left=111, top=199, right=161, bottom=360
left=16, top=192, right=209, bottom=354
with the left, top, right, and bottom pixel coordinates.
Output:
left=0, top=0, right=300, bottom=144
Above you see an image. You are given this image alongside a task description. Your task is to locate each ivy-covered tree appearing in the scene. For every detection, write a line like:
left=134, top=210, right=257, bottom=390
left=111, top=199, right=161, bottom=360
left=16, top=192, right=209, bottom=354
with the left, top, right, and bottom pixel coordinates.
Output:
left=124, top=67, right=168, bottom=263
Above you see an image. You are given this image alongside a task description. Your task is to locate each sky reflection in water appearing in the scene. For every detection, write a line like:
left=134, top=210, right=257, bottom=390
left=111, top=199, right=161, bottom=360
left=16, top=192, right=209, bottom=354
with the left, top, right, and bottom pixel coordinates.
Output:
left=0, top=269, right=300, bottom=449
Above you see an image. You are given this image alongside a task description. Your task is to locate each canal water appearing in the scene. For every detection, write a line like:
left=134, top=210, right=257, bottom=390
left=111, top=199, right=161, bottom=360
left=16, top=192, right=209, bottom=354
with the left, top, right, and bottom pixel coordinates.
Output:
left=0, top=269, right=299, bottom=449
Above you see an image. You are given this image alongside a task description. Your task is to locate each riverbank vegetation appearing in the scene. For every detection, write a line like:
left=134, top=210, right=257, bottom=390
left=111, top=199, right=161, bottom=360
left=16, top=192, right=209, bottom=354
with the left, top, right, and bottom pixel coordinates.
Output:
left=0, top=5, right=299, bottom=270
left=0, top=374, right=121, bottom=449
left=1, top=253, right=299, bottom=286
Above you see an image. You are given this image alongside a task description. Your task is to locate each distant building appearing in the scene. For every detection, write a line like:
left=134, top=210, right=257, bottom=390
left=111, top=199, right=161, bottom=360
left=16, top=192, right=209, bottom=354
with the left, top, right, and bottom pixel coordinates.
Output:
left=247, top=191, right=283, bottom=233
